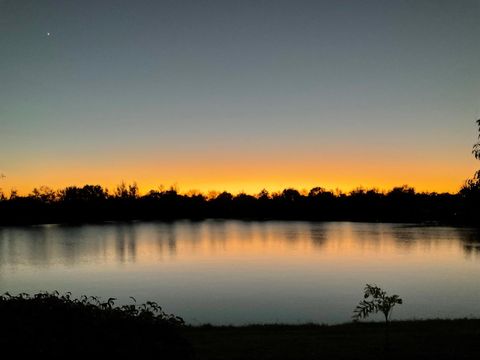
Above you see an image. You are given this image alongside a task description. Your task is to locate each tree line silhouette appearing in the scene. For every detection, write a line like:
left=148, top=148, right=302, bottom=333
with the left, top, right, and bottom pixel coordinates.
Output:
left=0, top=182, right=478, bottom=225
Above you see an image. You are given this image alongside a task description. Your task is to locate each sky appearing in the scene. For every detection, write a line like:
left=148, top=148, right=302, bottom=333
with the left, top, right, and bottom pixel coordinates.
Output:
left=1, top=0, right=479, bottom=195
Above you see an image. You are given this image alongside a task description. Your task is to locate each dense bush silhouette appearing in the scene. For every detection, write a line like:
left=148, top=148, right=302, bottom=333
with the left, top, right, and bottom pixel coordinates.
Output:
left=0, top=291, right=193, bottom=358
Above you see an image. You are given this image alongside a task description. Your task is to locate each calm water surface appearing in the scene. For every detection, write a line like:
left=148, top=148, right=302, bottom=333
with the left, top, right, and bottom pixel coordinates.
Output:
left=1, top=221, right=480, bottom=325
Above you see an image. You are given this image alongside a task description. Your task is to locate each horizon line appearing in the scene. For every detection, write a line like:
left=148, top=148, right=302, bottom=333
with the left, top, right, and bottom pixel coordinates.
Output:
left=0, top=181, right=467, bottom=197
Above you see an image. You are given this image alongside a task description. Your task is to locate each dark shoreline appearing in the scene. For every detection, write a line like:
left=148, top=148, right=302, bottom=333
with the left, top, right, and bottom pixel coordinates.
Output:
left=0, top=217, right=478, bottom=230
left=3, top=292, right=480, bottom=359
left=3, top=291, right=480, bottom=359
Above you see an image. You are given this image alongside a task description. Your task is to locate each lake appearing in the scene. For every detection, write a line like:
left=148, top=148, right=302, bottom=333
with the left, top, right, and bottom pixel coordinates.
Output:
left=1, top=221, right=480, bottom=325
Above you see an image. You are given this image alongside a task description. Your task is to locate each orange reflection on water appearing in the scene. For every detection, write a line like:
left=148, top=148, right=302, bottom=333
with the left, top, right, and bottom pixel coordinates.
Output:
left=1, top=221, right=480, bottom=325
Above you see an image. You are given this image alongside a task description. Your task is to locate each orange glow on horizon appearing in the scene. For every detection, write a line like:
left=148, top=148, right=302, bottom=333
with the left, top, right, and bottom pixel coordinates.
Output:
left=1, top=138, right=477, bottom=196
left=2, top=156, right=476, bottom=196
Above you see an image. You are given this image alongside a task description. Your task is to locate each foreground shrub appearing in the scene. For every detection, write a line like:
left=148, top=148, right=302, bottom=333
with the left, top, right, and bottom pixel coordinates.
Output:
left=353, top=284, right=403, bottom=324
left=0, top=291, right=193, bottom=358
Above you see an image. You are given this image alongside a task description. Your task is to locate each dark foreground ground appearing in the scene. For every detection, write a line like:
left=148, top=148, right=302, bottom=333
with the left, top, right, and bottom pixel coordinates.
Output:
left=2, top=293, right=480, bottom=359
left=183, top=320, right=480, bottom=360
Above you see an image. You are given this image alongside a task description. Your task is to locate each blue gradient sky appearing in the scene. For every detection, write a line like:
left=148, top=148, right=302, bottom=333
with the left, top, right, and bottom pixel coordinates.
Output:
left=1, top=0, right=479, bottom=194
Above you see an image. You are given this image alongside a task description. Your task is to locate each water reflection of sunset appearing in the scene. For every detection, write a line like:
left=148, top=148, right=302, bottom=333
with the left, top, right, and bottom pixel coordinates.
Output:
left=1, top=221, right=480, bottom=325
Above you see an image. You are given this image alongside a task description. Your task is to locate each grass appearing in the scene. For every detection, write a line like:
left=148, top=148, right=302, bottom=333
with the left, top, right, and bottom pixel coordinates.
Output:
left=182, top=320, right=480, bottom=360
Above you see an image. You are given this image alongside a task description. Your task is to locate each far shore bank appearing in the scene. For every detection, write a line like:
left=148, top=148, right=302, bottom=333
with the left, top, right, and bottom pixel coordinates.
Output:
left=1, top=184, right=478, bottom=226
left=1, top=217, right=479, bottom=228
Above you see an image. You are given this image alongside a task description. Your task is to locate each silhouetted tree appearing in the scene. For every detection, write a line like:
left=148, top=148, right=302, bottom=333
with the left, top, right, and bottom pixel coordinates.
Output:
left=61, top=185, right=108, bottom=202
left=457, top=120, right=480, bottom=222
left=353, top=284, right=403, bottom=352
left=308, top=187, right=326, bottom=197
left=470, top=119, right=480, bottom=184
left=280, top=188, right=302, bottom=202
left=388, top=186, right=415, bottom=197
left=31, top=186, right=58, bottom=203
left=257, top=189, right=270, bottom=200
left=114, top=182, right=139, bottom=199
left=9, top=189, right=17, bottom=200
left=353, top=284, right=403, bottom=324
left=204, top=192, right=232, bottom=217
left=473, top=118, right=480, bottom=160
